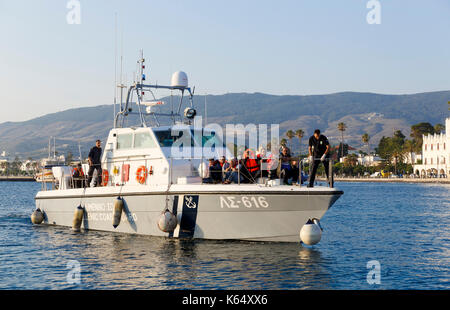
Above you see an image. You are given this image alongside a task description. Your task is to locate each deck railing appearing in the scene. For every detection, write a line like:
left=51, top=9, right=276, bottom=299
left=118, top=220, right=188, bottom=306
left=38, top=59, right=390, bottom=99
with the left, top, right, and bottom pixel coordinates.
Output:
left=41, top=156, right=335, bottom=191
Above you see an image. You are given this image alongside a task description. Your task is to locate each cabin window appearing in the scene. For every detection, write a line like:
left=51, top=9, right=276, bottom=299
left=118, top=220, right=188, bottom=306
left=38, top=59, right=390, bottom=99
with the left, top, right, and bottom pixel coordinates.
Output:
left=153, top=130, right=193, bottom=147
left=117, top=133, right=133, bottom=149
left=134, top=132, right=157, bottom=149
left=191, top=130, right=227, bottom=148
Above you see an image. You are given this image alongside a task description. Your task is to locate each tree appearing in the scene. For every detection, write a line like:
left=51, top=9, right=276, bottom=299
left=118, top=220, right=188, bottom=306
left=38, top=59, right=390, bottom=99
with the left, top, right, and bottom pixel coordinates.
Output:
left=361, top=133, right=370, bottom=156
left=344, top=153, right=358, bottom=167
left=295, top=129, right=305, bottom=155
left=285, top=130, right=295, bottom=150
left=377, top=131, right=406, bottom=175
left=403, top=139, right=415, bottom=164
left=410, top=122, right=434, bottom=152
left=337, top=122, right=347, bottom=159
left=280, top=138, right=287, bottom=147
left=434, top=123, right=445, bottom=134
left=66, top=152, right=74, bottom=165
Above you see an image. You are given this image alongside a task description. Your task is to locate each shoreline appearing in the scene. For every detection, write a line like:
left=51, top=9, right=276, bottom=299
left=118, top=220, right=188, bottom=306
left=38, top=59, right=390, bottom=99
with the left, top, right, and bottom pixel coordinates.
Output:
left=0, top=176, right=36, bottom=182
left=318, top=177, right=450, bottom=184
left=0, top=175, right=448, bottom=184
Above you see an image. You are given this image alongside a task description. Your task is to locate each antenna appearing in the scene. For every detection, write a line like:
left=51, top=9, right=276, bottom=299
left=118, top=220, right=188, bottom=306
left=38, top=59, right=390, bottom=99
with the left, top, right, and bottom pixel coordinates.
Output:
left=114, top=13, right=118, bottom=128
left=119, top=26, right=124, bottom=114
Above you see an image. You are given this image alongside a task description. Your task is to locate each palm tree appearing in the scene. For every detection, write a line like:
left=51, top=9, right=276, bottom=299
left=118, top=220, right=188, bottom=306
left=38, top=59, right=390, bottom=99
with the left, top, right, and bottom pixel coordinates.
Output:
left=285, top=130, right=295, bottom=151
left=295, top=129, right=305, bottom=156
left=337, top=122, right=347, bottom=158
left=361, top=133, right=370, bottom=155
left=280, top=138, right=287, bottom=147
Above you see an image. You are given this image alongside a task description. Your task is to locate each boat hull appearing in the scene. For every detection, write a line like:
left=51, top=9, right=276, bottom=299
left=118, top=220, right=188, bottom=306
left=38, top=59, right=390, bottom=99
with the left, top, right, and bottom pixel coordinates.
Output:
left=35, top=185, right=343, bottom=242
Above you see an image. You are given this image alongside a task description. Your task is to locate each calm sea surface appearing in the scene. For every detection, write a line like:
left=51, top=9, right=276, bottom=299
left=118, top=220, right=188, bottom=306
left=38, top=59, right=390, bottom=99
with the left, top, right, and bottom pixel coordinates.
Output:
left=0, top=181, right=448, bottom=290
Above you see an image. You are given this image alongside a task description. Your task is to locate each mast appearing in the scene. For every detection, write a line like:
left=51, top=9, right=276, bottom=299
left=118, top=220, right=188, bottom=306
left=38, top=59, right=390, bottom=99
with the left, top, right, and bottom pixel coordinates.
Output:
left=78, top=141, right=82, bottom=163
left=204, top=94, right=207, bottom=126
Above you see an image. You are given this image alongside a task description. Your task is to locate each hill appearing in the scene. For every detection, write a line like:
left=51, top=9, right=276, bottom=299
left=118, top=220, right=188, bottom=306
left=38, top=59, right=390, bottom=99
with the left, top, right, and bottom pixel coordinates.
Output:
left=0, top=91, right=448, bottom=159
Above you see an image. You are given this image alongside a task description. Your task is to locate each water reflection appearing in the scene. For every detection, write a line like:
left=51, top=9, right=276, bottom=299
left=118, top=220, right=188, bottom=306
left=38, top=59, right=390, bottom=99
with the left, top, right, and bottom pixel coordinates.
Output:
left=27, top=226, right=332, bottom=289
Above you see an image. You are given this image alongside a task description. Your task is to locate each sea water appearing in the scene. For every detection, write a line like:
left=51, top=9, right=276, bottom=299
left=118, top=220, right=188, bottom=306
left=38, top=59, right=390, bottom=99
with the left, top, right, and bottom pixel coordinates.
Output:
left=0, top=181, right=448, bottom=289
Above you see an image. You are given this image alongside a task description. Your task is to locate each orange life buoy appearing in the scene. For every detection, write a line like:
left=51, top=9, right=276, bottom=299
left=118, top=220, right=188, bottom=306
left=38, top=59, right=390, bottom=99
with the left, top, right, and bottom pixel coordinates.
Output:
left=136, top=166, right=148, bottom=184
left=102, top=170, right=109, bottom=186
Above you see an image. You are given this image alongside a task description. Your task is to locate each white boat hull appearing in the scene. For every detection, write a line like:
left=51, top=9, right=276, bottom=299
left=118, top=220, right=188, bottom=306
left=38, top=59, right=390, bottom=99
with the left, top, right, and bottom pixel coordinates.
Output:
left=35, top=184, right=343, bottom=242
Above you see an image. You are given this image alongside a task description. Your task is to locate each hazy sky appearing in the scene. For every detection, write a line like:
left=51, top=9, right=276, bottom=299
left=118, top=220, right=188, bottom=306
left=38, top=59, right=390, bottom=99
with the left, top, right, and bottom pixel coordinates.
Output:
left=0, top=0, right=449, bottom=123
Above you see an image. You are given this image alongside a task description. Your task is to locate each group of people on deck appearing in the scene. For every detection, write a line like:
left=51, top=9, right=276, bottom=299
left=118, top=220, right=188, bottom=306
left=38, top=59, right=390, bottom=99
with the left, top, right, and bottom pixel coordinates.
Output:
left=205, top=145, right=303, bottom=185
left=72, top=129, right=331, bottom=188
left=205, top=129, right=331, bottom=187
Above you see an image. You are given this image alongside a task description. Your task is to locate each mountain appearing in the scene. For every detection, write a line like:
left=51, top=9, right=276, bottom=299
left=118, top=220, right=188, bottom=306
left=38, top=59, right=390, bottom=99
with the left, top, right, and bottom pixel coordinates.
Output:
left=0, top=91, right=448, bottom=159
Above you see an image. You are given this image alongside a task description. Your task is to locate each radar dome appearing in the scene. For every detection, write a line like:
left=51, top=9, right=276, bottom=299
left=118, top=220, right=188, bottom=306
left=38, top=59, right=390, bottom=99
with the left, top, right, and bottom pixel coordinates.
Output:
left=171, top=71, right=188, bottom=88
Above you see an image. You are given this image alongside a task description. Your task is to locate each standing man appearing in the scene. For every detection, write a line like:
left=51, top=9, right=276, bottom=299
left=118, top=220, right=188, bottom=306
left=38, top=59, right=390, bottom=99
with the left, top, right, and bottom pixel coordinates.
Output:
left=87, top=140, right=103, bottom=187
left=308, top=129, right=330, bottom=187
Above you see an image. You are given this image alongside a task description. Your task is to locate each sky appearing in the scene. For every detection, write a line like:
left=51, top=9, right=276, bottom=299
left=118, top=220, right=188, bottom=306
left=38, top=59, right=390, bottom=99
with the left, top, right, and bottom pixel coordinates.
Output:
left=0, top=0, right=449, bottom=123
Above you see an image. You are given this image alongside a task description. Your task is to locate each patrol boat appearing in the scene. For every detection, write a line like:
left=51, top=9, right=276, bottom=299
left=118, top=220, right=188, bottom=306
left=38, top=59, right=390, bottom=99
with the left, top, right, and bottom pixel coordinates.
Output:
left=32, top=56, right=343, bottom=243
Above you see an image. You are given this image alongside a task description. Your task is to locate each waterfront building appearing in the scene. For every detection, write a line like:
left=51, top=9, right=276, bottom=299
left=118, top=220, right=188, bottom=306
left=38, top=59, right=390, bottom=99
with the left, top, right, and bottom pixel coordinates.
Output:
left=357, top=154, right=383, bottom=166
left=414, top=117, right=449, bottom=178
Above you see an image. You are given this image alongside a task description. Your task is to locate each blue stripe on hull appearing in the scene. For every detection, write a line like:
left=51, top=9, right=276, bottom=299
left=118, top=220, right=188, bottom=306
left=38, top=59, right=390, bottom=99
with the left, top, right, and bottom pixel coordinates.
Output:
left=178, top=195, right=199, bottom=238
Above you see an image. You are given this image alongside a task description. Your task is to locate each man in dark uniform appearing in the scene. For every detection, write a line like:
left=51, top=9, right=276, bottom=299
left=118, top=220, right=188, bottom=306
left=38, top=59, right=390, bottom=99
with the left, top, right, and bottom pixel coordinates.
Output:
left=308, top=129, right=330, bottom=187
left=87, top=140, right=102, bottom=187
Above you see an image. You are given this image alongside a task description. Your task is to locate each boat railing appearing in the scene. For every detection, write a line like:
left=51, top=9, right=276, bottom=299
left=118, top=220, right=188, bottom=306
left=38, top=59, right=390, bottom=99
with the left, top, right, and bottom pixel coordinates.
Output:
left=41, top=155, right=335, bottom=191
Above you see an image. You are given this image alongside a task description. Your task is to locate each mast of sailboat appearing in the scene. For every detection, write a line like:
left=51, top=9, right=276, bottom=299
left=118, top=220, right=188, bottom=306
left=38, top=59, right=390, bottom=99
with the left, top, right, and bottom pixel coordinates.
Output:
left=113, top=13, right=118, bottom=128
left=204, top=94, right=207, bottom=126
left=78, top=141, right=82, bottom=163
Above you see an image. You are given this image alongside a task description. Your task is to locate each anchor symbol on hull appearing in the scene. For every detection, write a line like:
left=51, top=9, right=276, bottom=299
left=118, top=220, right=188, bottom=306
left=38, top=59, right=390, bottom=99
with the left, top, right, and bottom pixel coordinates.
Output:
left=185, top=196, right=197, bottom=209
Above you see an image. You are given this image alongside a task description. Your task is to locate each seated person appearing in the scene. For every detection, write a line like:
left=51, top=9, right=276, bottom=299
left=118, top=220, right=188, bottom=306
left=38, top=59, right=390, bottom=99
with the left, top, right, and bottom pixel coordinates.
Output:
left=243, top=149, right=260, bottom=183
left=208, top=158, right=222, bottom=183
left=221, top=158, right=231, bottom=182
left=257, top=146, right=277, bottom=179
left=218, top=156, right=227, bottom=168
left=290, top=160, right=300, bottom=184
left=72, top=163, right=85, bottom=188
left=279, top=146, right=292, bottom=184
left=223, top=158, right=243, bottom=184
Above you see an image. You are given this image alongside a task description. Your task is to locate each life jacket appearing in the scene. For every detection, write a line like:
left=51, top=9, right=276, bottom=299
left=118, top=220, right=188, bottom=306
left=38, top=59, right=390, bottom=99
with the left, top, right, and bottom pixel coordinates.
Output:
left=258, top=153, right=276, bottom=170
left=72, top=167, right=84, bottom=177
left=244, top=149, right=260, bottom=173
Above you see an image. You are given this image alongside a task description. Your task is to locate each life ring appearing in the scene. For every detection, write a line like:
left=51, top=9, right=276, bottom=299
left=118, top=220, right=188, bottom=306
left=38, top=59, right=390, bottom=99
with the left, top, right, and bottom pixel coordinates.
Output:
left=136, top=166, right=148, bottom=184
left=102, top=170, right=109, bottom=186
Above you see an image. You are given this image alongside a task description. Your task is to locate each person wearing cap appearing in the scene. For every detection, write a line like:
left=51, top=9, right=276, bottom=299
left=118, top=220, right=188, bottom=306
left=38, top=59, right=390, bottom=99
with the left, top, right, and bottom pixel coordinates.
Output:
left=87, top=139, right=103, bottom=187
left=308, top=129, right=330, bottom=187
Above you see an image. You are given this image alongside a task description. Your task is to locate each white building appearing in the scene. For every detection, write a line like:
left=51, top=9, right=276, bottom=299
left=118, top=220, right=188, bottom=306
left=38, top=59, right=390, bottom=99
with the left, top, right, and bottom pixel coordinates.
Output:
left=357, top=154, right=383, bottom=166
left=414, top=117, right=449, bottom=178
